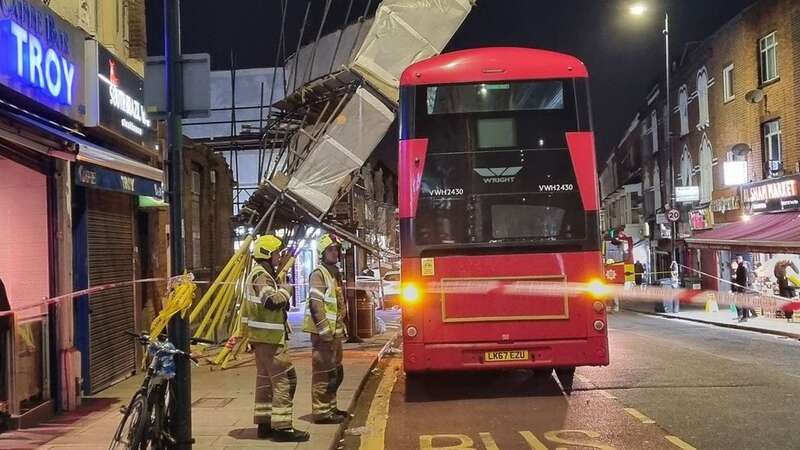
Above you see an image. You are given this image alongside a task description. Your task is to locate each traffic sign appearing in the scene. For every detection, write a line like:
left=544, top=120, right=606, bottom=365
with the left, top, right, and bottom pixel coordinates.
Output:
left=667, top=208, right=681, bottom=222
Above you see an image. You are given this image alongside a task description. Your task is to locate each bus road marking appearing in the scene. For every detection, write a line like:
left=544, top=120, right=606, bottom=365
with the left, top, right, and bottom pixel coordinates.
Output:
left=665, top=435, right=698, bottom=450
left=624, top=407, right=656, bottom=424
left=359, top=358, right=401, bottom=450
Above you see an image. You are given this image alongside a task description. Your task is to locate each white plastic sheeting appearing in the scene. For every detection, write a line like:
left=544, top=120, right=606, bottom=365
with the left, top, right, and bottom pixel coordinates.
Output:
left=287, top=87, right=393, bottom=214
left=351, top=0, right=474, bottom=101
left=285, top=19, right=374, bottom=94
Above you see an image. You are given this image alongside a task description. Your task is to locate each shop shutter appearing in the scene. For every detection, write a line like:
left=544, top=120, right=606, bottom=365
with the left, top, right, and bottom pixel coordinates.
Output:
left=87, top=202, right=136, bottom=393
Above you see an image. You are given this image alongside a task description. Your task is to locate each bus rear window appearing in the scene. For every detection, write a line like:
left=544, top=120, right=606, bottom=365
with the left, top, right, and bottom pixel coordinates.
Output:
left=427, top=81, right=564, bottom=115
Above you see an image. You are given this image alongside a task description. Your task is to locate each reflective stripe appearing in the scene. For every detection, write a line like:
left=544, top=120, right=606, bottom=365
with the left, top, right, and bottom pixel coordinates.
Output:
left=323, top=295, right=337, bottom=305
left=325, top=313, right=338, bottom=321
left=247, top=320, right=285, bottom=331
left=310, top=288, right=325, bottom=298
left=247, top=294, right=262, bottom=304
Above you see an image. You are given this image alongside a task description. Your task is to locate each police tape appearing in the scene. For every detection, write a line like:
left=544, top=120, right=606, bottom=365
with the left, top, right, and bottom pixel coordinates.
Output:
left=2, top=271, right=796, bottom=319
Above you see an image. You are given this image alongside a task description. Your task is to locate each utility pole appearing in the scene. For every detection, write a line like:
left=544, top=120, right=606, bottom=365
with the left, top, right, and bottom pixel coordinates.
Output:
left=663, top=11, right=678, bottom=279
left=165, top=0, right=192, bottom=448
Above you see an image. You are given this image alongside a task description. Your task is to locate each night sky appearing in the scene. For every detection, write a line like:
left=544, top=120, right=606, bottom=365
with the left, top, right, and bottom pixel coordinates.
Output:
left=147, top=0, right=758, bottom=162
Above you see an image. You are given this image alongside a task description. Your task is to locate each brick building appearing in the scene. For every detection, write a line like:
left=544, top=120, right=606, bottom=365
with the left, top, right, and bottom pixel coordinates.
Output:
left=602, top=0, right=800, bottom=291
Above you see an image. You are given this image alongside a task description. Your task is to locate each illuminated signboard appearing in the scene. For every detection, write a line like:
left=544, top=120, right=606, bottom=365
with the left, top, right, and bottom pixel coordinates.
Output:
left=0, top=0, right=85, bottom=119
left=743, top=174, right=800, bottom=213
left=84, top=41, right=155, bottom=149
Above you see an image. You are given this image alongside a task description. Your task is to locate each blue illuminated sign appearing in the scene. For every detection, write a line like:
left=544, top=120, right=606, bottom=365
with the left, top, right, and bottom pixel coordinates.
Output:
left=0, top=20, right=75, bottom=105
left=0, top=0, right=83, bottom=117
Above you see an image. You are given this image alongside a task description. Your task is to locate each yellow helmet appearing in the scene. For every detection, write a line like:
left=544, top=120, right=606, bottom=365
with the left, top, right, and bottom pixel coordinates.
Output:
left=317, top=233, right=341, bottom=258
left=253, top=235, right=283, bottom=261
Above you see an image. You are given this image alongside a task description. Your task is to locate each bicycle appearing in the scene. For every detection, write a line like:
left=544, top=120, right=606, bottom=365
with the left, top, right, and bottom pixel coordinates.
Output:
left=109, top=332, right=205, bottom=450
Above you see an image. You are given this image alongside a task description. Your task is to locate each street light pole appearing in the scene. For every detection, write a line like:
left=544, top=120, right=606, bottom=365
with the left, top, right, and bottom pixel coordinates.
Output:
left=663, top=11, right=677, bottom=271
left=165, top=0, right=192, bottom=448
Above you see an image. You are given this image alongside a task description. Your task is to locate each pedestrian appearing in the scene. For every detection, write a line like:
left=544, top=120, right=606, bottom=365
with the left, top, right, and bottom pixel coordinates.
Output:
left=634, top=261, right=645, bottom=286
left=775, top=260, right=799, bottom=299
left=304, top=233, right=349, bottom=424
left=236, top=235, right=309, bottom=442
left=735, top=256, right=753, bottom=322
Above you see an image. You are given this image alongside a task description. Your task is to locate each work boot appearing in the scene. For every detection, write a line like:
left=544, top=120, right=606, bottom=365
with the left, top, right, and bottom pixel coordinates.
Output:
left=272, top=428, right=310, bottom=442
left=333, top=408, right=350, bottom=418
left=314, top=414, right=345, bottom=424
left=257, top=423, right=271, bottom=439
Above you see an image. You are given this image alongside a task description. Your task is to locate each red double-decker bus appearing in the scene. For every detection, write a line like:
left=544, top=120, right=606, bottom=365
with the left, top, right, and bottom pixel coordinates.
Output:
left=397, top=47, right=609, bottom=387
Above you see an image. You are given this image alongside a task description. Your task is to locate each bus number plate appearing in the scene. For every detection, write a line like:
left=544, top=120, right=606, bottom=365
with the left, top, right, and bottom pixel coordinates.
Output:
left=484, top=350, right=529, bottom=362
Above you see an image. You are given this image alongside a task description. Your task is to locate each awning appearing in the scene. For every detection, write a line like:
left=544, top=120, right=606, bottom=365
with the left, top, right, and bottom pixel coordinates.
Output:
left=0, top=101, right=162, bottom=182
left=685, top=212, right=800, bottom=252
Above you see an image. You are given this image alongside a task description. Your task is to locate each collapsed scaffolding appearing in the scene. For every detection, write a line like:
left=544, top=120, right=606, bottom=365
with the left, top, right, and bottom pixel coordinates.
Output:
left=189, top=0, right=474, bottom=366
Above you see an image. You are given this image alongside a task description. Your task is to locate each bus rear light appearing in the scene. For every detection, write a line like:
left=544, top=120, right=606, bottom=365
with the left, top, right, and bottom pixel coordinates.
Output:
left=593, top=301, right=605, bottom=313
left=587, top=279, right=611, bottom=299
left=593, top=320, right=606, bottom=332
left=401, top=283, right=421, bottom=303
left=406, top=326, right=418, bottom=338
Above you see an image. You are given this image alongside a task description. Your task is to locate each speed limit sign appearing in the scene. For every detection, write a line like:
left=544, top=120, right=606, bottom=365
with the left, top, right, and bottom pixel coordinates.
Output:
left=667, top=208, right=681, bottom=222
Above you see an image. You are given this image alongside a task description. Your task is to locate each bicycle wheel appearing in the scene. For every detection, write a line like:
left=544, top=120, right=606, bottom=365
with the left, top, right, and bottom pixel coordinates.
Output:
left=109, top=393, right=148, bottom=450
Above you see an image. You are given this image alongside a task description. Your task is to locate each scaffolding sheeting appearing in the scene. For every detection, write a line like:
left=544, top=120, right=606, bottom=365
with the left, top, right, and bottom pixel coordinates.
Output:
left=284, top=19, right=374, bottom=94
left=287, top=87, right=393, bottom=214
left=351, top=0, right=474, bottom=101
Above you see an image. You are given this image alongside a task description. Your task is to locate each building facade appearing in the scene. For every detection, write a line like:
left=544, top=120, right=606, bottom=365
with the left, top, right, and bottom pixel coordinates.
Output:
left=603, top=0, right=800, bottom=293
left=1, top=0, right=232, bottom=430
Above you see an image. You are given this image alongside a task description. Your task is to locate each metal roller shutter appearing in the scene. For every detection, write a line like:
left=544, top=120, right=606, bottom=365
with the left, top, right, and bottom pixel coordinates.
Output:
left=87, top=198, right=136, bottom=393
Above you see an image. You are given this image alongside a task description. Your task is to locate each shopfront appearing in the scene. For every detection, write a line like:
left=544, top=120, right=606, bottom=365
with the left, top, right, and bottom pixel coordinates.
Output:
left=0, top=0, right=88, bottom=428
left=687, top=174, right=800, bottom=299
left=74, top=41, right=160, bottom=395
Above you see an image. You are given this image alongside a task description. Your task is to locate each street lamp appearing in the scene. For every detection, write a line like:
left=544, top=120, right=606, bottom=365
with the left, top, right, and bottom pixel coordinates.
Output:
left=629, top=2, right=678, bottom=277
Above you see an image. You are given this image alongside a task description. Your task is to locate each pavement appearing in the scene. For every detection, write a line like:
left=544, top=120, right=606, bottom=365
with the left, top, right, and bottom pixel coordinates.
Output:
left=0, top=309, right=401, bottom=450
left=623, top=299, right=800, bottom=339
left=347, top=310, right=800, bottom=450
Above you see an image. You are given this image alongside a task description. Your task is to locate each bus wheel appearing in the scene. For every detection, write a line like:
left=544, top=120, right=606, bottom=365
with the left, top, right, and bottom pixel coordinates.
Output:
left=555, top=367, right=576, bottom=394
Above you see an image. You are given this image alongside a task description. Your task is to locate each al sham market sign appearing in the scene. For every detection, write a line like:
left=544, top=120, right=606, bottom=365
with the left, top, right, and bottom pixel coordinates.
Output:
left=743, top=174, right=800, bottom=213
left=0, top=0, right=85, bottom=119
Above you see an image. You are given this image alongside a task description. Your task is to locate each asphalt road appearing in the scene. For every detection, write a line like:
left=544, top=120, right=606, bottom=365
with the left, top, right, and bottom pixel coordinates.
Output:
left=345, top=310, right=800, bottom=450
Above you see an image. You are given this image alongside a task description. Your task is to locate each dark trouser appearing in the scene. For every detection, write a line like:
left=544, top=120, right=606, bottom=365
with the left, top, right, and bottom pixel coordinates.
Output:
left=310, top=334, right=343, bottom=419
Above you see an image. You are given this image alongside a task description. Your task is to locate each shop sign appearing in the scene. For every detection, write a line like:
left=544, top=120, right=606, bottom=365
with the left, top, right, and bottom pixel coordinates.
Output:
left=675, top=186, right=700, bottom=203
left=710, top=195, right=740, bottom=213
left=0, top=0, right=85, bottom=119
left=85, top=41, right=155, bottom=149
left=690, top=208, right=713, bottom=230
left=76, top=164, right=163, bottom=199
left=742, top=174, right=800, bottom=213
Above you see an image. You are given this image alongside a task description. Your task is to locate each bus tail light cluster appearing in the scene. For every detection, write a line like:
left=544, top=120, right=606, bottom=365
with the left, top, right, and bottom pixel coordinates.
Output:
left=401, top=282, right=421, bottom=304
left=406, top=326, right=418, bottom=338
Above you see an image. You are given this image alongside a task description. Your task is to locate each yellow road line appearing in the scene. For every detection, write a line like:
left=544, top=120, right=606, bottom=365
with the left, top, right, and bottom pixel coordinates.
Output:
left=598, top=390, right=617, bottom=399
left=624, top=407, right=656, bottom=424
left=665, top=435, right=698, bottom=450
left=359, top=358, right=401, bottom=450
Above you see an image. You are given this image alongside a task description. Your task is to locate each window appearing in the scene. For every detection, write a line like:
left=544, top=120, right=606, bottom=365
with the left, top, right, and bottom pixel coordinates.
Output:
left=650, top=110, right=659, bottom=153
left=697, top=67, right=709, bottom=128
left=759, top=32, right=779, bottom=83
left=427, top=80, right=564, bottom=115
left=678, top=85, right=689, bottom=136
left=680, top=145, right=693, bottom=187
left=723, top=64, right=735, bottom=102
left=699, top=134, right=713, bottom=203
left=653, top=161, right=662, bottom=210
left=191, top=168, right=202, bottom=268
left=763, top=120, right=782, bottom=175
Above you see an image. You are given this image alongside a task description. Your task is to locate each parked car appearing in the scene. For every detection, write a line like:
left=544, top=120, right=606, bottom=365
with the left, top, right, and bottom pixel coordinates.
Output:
left=382, top=271, right=401, bottom=307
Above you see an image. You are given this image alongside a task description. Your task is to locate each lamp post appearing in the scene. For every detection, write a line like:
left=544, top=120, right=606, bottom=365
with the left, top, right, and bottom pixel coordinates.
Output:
left=630, top=3, right=678, bottom=277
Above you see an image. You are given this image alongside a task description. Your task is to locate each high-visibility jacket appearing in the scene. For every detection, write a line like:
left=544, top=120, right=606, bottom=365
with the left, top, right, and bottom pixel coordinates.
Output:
left=241, top=264, right=291, bottom=344
left=303, top=265, right=345, bottom=336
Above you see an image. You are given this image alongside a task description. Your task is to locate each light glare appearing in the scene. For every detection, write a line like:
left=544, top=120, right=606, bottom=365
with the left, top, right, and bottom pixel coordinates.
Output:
left=629, top=3, right=647, bottom=16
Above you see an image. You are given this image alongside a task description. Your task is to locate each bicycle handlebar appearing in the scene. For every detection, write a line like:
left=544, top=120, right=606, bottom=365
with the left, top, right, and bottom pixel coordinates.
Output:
left=125, top=331, right=198, bottom=363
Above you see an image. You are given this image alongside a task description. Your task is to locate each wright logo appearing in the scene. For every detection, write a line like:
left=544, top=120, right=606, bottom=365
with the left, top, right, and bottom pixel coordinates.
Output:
left=473, top=167, right=522, bottom=184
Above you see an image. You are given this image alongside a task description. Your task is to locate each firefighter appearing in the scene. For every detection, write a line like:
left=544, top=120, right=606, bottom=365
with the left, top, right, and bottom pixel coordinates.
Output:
left=239, top=235, right=309, bottom=442
left=304, top=233, right=349, bottom=424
